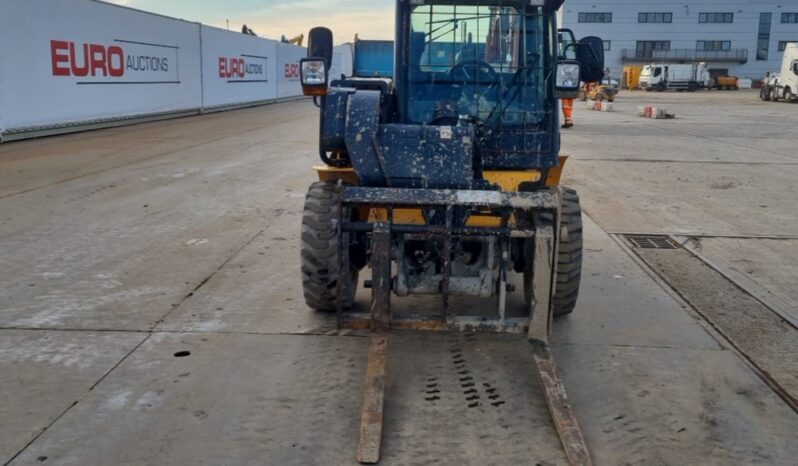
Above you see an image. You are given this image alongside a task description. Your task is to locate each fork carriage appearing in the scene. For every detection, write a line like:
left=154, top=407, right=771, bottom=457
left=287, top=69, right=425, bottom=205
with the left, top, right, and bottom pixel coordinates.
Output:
left=334, top=185, right=562, bottom=339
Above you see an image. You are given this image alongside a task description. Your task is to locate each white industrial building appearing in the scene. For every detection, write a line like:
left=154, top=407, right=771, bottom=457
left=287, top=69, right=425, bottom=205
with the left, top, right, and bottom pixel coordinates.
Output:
left=561, top=0, right=798, bottom=80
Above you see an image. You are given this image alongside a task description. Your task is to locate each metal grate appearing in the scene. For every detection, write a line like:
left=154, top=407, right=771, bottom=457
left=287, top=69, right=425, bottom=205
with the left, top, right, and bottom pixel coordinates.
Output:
left=624, top=234, right=679, bottom=250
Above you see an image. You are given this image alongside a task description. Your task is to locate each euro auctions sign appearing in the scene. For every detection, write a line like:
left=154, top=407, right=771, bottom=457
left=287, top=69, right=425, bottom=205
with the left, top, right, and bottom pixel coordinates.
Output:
left=218, top=55, right=268, bottom=82
left=49, top=38, right=181, bottom=84
left=284, top=63, right=300, bottom=80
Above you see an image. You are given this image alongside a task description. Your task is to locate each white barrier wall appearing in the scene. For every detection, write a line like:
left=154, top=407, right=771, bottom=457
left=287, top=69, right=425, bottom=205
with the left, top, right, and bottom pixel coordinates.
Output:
left=0, top=0, right=360, bottom=141
left=200, top=26, right=278, bottom=108
left=276, top=43, right=306, bottom=99
left=0, top=0, right=202, bottom=134
left=331, top=44, right=355, bottom=82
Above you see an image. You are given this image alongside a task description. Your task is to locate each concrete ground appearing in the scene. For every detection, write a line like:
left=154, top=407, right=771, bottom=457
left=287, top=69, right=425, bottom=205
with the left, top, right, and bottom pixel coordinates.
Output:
left=0, top=91, right=796, bottom=465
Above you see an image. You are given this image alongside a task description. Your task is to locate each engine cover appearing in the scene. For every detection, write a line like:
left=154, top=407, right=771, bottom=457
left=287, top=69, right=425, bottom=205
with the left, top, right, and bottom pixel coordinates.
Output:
left=344, top=90, right=474, bottom=189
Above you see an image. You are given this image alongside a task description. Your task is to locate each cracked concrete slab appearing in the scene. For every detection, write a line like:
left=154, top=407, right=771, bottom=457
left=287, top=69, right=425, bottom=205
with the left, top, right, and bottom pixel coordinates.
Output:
left=6, top=333, right=367, bottom=466
left=0, top=103, right=318, bottom=332
left=555, top=343, right=798, bottom=466
left=679, top=236, right=798, bottom=327
left=0, top=330, right=146, bottom=464
left=1, top=93, right=797, bottom=466
left=551, top=216, right=718, bottom=350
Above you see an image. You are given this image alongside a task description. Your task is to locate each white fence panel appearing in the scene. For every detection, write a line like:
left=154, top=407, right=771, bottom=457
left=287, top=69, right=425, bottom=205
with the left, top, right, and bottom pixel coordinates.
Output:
left=330, top=44, right=355, bottom=81
left=200, top=26, right=278, bottom=109
left=276, top=43, right=306, bottom=99
left=0, top=0, right=202, bottom=135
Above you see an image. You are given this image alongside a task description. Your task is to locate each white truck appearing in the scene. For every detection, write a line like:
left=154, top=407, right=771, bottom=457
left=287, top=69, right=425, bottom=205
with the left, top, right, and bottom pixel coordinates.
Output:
left=760, top=43, right=798, bottom=102
left=640, top=63, right=711, bottom=92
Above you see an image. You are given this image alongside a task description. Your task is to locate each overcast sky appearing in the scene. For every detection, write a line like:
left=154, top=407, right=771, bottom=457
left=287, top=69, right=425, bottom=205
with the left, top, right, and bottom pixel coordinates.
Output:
left=107, top=0, right=395, bottom=43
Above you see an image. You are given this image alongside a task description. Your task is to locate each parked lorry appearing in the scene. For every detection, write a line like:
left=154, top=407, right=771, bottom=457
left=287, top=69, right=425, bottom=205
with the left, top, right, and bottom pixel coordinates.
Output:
left=760, top=43, right=798, bottom=102
left=640, top=63, right=710, bottom=92
left=353, top=39, right=394, bottom=78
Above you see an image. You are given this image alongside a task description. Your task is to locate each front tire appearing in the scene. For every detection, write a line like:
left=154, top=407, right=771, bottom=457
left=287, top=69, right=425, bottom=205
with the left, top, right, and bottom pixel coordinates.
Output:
left=523, top=187, right=583, bottom=317
left=553, top=187, right=583, bottom=316
left=300, top=181, right=358, bottom=311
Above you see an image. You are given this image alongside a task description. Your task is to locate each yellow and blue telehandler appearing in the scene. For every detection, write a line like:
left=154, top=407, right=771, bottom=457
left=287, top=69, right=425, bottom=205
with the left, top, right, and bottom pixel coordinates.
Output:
left=297, top=1, right=605, bottom=464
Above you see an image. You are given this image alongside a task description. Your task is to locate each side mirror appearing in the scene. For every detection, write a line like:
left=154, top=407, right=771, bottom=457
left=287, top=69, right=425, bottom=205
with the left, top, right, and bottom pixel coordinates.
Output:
left=554, top=60, right=580, bottom=99
left=576, top=36, right=605, bottom=83
left=307, top=27, right=333, bottom=66
left=303, top=27, right=334, bottom=96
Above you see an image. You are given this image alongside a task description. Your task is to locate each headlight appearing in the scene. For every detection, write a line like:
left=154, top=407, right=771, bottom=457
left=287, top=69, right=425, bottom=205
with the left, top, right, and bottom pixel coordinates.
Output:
left=300, top=58, right=329, bottom=96
left=301, top=59, right=327, bottom=86
left=556, top=62, right=580, bottom=89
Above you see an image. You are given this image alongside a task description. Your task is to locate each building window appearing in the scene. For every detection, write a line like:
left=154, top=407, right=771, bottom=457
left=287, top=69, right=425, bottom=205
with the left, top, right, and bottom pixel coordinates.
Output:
left=578, top=12, right=612, bottom=23
left=782, top=13, right=798, bottom=23
left=778, top=41, right=797, bottom=52
left=639, top=13, right=673, bottom=23
left=604, top=41, right=611, bottom=51
left=758, top=13, right=772, bottom=60
left=699, top=12, right=734, bottom=23
left=636, top=41, right=670, bottom=58
left=697, top=40, right=731, bottom=51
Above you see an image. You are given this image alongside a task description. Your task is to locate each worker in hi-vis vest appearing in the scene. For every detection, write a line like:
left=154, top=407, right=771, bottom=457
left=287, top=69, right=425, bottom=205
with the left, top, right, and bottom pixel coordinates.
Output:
left=561, top=98, right=574, bottom=129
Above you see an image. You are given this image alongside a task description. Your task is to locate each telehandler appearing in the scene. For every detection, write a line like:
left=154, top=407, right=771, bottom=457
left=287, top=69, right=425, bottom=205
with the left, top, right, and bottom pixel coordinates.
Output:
left=298, top=1, right=604, bottom=464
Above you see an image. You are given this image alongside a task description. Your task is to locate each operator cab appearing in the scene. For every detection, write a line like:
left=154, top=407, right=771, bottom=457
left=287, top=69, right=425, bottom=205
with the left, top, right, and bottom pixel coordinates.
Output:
left=300, top=0, right=604, bottom=183
left=405, top=4, right=543, bottom=127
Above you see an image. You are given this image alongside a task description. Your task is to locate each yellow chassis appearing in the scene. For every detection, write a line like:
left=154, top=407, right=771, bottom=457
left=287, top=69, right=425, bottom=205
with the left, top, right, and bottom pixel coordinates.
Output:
left=314, top=156, right=569, bottom=227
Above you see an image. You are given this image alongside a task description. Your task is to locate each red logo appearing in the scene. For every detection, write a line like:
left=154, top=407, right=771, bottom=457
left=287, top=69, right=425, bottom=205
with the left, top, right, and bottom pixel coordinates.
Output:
left=50, top=40, right=171, bottom=78
left=219, top=57, right=264, bottom=79
left=219, top=57, right=246, bottom=78
left=285, top=63, right=300, bottom=79
left=51, top=40, right=125, bottom=77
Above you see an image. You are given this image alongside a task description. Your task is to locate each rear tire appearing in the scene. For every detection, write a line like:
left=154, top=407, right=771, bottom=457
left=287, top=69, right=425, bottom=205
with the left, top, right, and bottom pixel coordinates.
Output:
left=300, top=181, right=358, bottom=312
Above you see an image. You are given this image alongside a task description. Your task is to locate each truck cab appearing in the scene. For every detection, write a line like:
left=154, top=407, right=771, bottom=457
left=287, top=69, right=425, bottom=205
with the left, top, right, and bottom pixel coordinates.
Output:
left=762, top=43, right=798, bottom=102
left=640, top=63, right=709, bottom=92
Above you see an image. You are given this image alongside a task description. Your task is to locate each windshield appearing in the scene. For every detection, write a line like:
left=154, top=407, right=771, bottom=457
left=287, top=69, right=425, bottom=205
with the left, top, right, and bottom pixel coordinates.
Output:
left=407, top=4, right=546, bottom=126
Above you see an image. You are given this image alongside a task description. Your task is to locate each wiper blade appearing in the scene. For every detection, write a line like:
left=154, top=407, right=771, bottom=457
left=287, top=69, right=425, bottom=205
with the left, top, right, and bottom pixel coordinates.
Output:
left=429, top=23, right=459, bottom=43
left=425, top=14, right=492, bottom=26
left=484, top=67, right=529, bottom=124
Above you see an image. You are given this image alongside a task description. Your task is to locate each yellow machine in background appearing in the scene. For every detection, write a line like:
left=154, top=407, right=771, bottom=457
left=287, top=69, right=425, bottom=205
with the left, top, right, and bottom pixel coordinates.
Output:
left=623, top=65, right=643, bottom=90
left=578, top=82, right=618, bottom=102
left=281, top=34, right=304, bottom=46
left=714, top=76, right=739, bottom=90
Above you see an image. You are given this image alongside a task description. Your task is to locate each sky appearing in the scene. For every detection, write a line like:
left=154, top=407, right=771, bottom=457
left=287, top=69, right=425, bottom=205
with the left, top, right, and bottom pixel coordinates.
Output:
left=106, top=0, right=396, bottom=43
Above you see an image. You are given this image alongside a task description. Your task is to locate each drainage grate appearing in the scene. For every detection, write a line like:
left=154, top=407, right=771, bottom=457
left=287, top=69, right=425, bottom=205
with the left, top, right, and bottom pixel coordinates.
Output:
left=624, top=234, right=679, bottom=250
